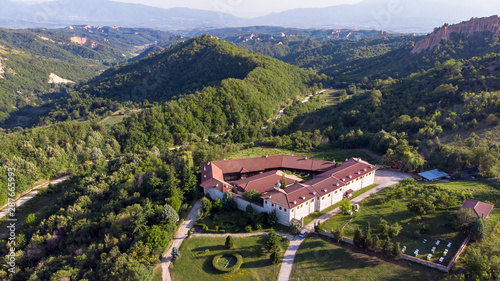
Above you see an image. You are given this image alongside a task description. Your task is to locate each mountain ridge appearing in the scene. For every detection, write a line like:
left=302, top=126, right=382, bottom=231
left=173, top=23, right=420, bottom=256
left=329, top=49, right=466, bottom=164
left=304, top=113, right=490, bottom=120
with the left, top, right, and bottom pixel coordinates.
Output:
left=412, top=15, right=500, bottom=53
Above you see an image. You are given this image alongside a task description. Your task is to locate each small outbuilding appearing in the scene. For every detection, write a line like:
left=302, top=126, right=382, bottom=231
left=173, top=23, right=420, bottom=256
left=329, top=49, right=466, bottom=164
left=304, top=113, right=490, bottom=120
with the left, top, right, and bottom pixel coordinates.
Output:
left=460, top=199, right=494, bottom=219
left=418, top=169, right=449, bottom=181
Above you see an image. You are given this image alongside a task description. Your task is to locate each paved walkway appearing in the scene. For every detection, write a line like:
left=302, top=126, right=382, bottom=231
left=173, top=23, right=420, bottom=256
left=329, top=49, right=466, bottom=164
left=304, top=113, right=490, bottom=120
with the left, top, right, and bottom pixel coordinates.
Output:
left=161, top=200, right=202, bottom=281
left=277, top=170, right=411, bottom=281
left=0, top=175, right=69, bottom=220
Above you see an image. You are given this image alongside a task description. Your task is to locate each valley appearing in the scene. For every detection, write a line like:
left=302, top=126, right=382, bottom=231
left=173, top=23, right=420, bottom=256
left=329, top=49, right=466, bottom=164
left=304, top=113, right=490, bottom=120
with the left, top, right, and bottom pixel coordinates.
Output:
left=0, top=8, right=498, bottom=281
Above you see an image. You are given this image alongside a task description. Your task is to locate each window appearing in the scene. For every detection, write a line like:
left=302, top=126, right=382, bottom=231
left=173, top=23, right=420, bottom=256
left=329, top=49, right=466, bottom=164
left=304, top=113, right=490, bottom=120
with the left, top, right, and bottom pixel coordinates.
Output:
left=322, top=197, right=325, bottom=200
left=272, top=204, right=274, bottom=207
left=311, top=199, right=314, bottom=202
left=335, top=190, right=337, bottom=194
left=284, top=209, right=287, bottom=212
left=265, top=200, right=267, bottom=204
left=306, top=202, right=308, bottom=205
left=301, top=204, right=303, bottom=207
left=328, top=194, right=331, bottom=197
left=279, top=206, right=282, bottom=210
left=292, top=209, right=294, bottom=212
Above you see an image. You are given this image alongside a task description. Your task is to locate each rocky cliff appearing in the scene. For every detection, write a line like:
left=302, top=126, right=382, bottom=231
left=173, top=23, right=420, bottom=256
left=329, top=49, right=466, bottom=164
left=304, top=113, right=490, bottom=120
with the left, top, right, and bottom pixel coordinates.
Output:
left=412, top=15, right=500, bottom=54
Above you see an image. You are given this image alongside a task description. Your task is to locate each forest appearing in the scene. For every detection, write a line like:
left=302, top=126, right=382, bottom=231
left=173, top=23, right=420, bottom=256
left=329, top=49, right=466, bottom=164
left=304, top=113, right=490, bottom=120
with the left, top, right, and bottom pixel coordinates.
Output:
left=0, top=21, right=499, bottom=281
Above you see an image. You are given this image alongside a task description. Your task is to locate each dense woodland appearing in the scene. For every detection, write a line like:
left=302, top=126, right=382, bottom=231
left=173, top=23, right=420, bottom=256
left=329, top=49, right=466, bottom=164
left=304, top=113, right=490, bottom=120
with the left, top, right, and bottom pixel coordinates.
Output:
left=0, top=22, right=499, bottom=280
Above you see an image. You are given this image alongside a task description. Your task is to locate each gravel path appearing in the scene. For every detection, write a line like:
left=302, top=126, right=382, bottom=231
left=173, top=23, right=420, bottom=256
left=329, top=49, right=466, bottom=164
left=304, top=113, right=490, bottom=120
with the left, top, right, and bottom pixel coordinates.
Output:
left=162, top=200, right=202, bottom=281
left=0, top=175, right=69, bottom=220
left=277, top=170, right=411, bottom=281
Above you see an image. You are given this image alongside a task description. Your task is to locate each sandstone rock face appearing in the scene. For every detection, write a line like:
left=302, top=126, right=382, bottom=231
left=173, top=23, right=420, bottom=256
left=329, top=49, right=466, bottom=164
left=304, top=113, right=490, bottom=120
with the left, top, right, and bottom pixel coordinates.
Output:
left=48, top=73, right=75, bottom=84
left=412, top=15, right=500, bottom=54
left=70, top=36, right=99, bottom=49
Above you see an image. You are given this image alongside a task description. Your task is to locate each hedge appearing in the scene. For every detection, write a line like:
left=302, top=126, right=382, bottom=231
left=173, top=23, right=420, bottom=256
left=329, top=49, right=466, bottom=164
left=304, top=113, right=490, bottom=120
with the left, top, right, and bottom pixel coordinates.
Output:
left=212, top=254, right=243, bottom=273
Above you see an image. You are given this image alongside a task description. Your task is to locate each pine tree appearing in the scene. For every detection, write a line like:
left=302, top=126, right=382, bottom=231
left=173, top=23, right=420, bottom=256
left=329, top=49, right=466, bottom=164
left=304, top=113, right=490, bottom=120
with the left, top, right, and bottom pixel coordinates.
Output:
left=225, top=235, right=234, bottom=249
left=372, top=235, right=381, bottom=252
left=172, top=247, right=181, bottom=261
left=280, top=174, right=287, bottom=189
left=363, top=223, right=373, bottom=249
left=266, top=229, right=281, bottom=252
left=382, top=238, right=394, bottom=256
left=353, top=227, right=363, bottom=248
left=393, top=242, right=402, bottom=259
left=333, top=227, right=344, bottom=243
left=271, top=251, right=280, bottom=264
left=469, top=216, right=486, bottom=241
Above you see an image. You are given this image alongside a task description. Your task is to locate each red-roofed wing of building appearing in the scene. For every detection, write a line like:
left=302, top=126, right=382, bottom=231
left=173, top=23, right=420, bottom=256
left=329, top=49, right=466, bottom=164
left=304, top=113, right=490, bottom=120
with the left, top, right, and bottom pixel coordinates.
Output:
left=460, top=199, right=494, bottom=219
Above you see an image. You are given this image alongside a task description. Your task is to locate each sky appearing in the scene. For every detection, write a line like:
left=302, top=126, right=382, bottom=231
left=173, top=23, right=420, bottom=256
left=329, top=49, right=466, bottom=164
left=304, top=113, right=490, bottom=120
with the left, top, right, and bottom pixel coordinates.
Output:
left=10, top=0, right=500, bottom=18
left=13, top=0, right=364, bottom=17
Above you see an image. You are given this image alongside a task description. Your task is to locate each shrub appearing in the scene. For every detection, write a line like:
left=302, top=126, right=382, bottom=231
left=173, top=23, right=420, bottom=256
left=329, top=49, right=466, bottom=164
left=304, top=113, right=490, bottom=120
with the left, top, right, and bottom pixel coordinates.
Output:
left=353, top=228, right=363, bottom=248
left=172, top=247, right=180, bottom=261
left=340, top=200, right=353, bottom=215
left=212, top=254, right=243, bottom=273
left=271, top=251, right=280, bottom=264
left=187, top=230, right=191, bottom=237
left=289, top=220, right=301, bottom=234
left=377, top=219, right=390, bottom=235
left=372, top=235, right=381, bottom=252
left=225, top=235, right=234, bottom=249
left=213, top=199, right=223, bottom=213
left=201, top=197, right=212, bottom=215
left=266, top=229, right=281, bottom=252
left=245, top=204, right=254, bottom=215
left=256, top=224, right=262, bottom=230
left=382, top=238, right=394, bottom=256
left=388, top=223, right=402, bottom=238
left=332, top=227, right=344, bottom=243
left=314, top=222, right=324, bottom=233
left=363, top=223, right=373, bottom=249
left=393, top=242, right=402, bottom=260
left=245, top=225, right=252, bottom=233
left=469, top=217, right=486, bottom=241
left=268, top=210, right=277, bottom=227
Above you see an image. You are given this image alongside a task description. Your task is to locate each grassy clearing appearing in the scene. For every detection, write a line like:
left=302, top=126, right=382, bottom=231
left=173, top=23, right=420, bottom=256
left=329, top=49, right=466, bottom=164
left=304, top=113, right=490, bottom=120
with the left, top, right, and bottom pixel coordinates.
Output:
left=429, top=180, right=500, bottom=233
left=290, top=235, right=446, bottom=281
left=226, top=147, right=377, bottom=164
left=303, top=184, right=379, bottom=226
left=321, top=181, right=496, bottom=266
left=170, top=235, right=288, bottom=281
left=100, top=109, right=142, bottom=126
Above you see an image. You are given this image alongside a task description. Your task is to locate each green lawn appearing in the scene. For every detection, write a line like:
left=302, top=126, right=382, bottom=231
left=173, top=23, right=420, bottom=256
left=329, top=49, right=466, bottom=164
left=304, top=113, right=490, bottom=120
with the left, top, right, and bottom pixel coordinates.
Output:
left=196, top=209, right=289, bottom=234
left=303, top=184, right=379, bottom=226
left=290, top=235, right=446, bottom=281
left=226, top=147, right=378, bottom=164
left=170, top=235, right=288, bottom=281
left=322, top=185, right=466, bottom=266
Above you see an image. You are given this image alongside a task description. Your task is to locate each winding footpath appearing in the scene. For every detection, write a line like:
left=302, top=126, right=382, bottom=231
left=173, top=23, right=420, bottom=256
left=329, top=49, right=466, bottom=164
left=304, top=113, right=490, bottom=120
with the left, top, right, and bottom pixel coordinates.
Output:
left=162, top=200, right=202, bottom=281
left=277, top=170, right=411, bottom=281
left=0, top=175, right=69, bottom=220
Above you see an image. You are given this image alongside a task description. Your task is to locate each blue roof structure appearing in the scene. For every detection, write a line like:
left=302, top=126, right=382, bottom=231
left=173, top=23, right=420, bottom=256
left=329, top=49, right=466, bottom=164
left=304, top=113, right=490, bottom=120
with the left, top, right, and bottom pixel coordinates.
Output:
left=418, top=169, right=449, bottom=181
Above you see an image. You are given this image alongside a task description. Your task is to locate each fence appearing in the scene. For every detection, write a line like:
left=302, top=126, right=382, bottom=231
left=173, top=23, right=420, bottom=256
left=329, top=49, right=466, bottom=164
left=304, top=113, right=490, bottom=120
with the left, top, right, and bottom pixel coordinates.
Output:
left=319, top=231, right=471, bottom=273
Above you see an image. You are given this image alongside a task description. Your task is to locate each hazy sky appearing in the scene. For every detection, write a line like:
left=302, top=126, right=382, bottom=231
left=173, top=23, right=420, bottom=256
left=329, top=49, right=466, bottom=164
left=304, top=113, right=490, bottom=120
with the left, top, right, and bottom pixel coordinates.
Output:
left=14, top=0, right=364, bottom=17
left=11, top=0, right=500, bottom=18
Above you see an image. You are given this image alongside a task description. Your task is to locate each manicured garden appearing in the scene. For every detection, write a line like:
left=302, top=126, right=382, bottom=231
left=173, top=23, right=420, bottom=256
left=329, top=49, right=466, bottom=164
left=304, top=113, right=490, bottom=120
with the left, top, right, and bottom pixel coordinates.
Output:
left=290, top=235, right=446, bottom=281
left=322, top=179, right=472, bottom=265
left=170, top=235, right=289, bottom=281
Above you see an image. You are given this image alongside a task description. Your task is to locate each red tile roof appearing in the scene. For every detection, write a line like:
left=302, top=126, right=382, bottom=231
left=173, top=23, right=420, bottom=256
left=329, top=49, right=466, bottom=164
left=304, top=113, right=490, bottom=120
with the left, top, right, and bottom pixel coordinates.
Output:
left=201, top=156, right=377, bottom=207
left=460, top=199, right=494, bottom=219
left=233, top=170, right=302, bottom=194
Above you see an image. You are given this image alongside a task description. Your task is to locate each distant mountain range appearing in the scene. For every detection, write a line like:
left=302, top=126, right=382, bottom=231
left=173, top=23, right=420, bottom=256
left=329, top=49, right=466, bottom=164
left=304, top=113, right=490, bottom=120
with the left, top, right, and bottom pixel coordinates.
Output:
left=1, top=0, right=499, bottom=32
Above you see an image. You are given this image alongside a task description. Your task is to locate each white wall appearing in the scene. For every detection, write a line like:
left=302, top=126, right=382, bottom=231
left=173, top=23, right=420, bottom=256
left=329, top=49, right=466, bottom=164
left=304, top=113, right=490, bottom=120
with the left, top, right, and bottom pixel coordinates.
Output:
left=205, top=188, right=223, bottom=201
left=291, top=198, right=315, bottom=222
left=235, top=197, right=267, bottom=214
left=263, top=199, right=291, bottom=226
